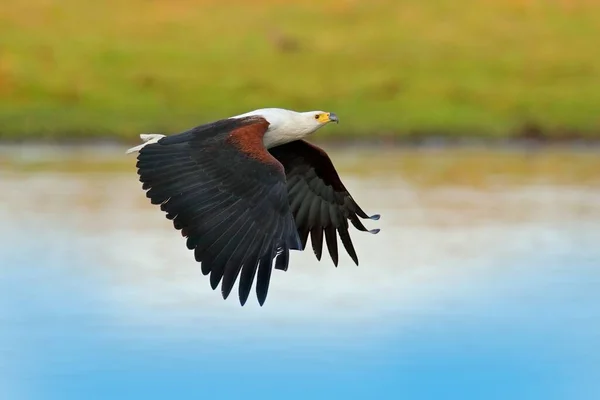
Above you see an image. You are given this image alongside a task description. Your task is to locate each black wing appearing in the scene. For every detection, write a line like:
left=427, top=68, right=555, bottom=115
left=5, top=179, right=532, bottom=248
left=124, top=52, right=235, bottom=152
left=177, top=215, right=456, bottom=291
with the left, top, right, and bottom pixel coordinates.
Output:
left=135, top=116, right=301, bottom=306
left=269, top=140, right=380, bottom=266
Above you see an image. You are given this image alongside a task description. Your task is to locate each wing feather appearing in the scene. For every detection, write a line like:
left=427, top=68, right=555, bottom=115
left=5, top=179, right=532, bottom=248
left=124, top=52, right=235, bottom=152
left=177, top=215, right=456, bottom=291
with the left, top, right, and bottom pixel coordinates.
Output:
left=238, top=235, right=268, bottom=306
left=270, top=140, right=379, bottom=266
left=220, top=221, right=257, bottom=299
left=310, top=227, right=324, bottom=261
left=324, top=225, right=339, bottom=267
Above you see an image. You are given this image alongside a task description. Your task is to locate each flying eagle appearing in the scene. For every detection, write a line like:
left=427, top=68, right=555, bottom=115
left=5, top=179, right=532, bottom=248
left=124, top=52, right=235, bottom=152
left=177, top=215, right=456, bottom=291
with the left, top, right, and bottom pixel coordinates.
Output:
left=127, top=108, right=380, bottom=306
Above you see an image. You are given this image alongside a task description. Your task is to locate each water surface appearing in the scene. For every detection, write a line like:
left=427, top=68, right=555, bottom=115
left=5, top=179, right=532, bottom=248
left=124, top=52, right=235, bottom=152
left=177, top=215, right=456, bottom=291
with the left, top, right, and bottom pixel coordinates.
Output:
left=1, top=145, right=599, bottom=399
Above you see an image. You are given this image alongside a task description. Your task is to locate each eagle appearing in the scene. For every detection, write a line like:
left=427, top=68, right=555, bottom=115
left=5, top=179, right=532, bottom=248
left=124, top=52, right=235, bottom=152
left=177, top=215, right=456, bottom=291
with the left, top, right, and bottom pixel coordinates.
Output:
left=126, top=108, right=380, bottom=306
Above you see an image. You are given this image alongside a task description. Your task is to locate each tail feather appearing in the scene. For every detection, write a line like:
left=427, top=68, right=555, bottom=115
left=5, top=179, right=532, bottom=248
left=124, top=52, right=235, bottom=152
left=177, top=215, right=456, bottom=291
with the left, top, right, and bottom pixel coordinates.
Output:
left=126, top=134, right=166, bottom=154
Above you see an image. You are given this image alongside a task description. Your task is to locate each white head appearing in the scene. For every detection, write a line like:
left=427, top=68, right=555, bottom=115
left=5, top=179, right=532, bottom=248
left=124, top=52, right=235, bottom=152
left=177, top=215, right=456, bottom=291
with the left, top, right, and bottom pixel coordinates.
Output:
left=232, top=107, right=339, bottom=148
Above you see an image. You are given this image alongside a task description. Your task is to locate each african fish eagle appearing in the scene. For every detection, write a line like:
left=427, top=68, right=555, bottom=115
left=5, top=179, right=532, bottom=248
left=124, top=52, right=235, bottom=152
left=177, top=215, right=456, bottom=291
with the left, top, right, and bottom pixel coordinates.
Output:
left=127, top=108, right=380, bottom=306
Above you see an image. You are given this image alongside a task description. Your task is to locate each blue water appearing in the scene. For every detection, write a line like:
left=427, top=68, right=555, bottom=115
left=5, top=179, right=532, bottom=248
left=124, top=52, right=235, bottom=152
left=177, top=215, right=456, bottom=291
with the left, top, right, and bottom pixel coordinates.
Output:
left=2, top=254, right=598, bottom=400
left=1, top=154, right=599, bottom=400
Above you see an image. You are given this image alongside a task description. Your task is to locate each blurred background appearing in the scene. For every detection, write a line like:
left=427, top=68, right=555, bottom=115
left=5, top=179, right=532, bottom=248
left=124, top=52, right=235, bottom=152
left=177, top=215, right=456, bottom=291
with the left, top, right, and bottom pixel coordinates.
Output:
left=1, top=1, right=599, bottom=399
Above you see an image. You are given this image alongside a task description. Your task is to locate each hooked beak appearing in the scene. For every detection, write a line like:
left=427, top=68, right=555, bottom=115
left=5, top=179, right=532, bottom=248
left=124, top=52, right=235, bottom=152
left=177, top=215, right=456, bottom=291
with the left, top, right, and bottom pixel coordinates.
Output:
left=328, top=112, right=339, bottom=124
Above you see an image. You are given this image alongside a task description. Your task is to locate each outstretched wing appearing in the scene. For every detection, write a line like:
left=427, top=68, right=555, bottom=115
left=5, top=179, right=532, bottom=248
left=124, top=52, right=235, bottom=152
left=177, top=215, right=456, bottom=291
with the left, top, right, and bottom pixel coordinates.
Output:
left=269, top=140, right=380, bottom=266
left=135, top=116, right=302, bottom=306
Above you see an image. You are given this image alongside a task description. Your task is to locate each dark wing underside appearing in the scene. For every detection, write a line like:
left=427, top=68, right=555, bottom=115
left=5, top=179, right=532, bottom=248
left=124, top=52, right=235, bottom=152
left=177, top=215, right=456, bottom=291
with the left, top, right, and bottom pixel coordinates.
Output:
left=269, top=140, right=380, bottom=266
left=135, top=116, right=301, bottom=306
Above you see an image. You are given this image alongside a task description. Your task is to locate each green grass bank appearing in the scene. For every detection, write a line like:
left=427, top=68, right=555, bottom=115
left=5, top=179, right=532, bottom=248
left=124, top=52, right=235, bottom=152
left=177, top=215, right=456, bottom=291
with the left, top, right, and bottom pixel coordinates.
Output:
left=1, top=0, right=599, bottom=142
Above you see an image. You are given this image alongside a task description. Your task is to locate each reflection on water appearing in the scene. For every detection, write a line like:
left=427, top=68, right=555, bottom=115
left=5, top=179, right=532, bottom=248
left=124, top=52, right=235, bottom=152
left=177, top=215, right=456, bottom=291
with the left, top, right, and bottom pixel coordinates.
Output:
left=1, top=144, right=599, bottom=399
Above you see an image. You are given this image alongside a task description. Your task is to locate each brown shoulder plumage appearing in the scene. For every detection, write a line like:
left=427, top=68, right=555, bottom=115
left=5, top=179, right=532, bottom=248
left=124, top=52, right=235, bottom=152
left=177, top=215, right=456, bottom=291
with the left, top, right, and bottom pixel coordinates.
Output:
left=225, top=117, right=283, bottom=172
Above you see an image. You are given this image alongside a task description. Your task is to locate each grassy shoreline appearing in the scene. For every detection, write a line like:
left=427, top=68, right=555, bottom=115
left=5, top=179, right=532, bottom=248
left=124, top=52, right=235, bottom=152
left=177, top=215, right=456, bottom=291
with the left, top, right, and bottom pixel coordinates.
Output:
left=2, top=0, right=599, bottom=141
